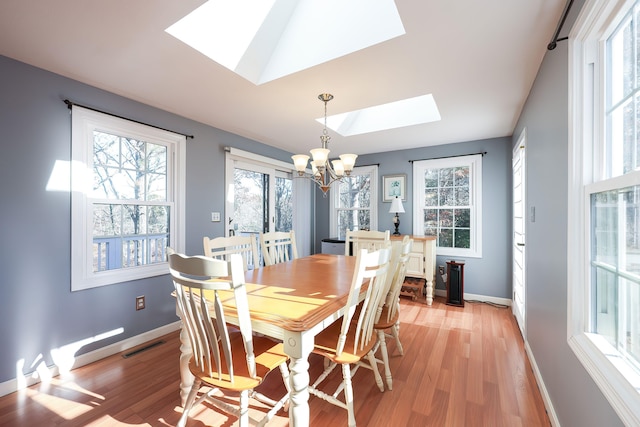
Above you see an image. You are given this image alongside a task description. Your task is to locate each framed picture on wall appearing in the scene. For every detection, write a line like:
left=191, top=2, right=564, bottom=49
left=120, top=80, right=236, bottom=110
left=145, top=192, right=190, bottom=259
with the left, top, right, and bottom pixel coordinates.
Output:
left=382, top=174, right=406, bottom=202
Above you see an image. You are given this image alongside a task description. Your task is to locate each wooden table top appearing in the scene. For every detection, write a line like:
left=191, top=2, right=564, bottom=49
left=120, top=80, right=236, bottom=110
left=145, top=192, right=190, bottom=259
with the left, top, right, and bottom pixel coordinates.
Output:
left=211, top=254, right=358, bottom=332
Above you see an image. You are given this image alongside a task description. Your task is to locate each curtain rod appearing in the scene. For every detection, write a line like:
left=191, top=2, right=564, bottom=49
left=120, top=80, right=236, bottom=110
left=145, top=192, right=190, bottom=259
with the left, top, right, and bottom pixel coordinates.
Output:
left=64, top=99, right=194, bottom=139
left=408, top=152, right=486, bottom=163
left=547, top=0, right=574, bottom=50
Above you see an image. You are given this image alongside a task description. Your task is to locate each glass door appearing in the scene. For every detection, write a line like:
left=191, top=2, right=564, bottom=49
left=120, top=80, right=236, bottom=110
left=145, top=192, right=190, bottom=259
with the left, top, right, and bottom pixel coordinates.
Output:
left=227, top=160, right=292, bottom=237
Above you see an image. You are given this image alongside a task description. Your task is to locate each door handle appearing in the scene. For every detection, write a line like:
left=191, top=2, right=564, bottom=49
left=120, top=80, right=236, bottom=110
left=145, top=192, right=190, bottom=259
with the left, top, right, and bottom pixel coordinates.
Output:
left=517, top=243, right=525, bottom=246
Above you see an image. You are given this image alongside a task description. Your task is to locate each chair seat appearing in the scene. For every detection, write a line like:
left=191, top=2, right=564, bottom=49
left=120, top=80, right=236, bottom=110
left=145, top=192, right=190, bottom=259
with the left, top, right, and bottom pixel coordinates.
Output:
left=374, top=305, right=399, bottom=330
left=190, top=333, right=288, bottom=392
left=312, top=318, right=377, bottom=365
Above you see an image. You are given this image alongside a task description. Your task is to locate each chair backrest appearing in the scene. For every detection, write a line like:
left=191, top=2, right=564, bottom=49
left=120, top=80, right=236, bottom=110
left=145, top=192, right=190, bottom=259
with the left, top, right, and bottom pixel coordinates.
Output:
left=344, top=229, right=391, bottom=256
left=337, top=248, right=391, bottom=356
left=383, top=236, right=413, bottom=323
left=203, top=235, right=260, bottom=271
left=259, top=230, right=299, bottom=266
left=168, top=250, right=259, bottom=381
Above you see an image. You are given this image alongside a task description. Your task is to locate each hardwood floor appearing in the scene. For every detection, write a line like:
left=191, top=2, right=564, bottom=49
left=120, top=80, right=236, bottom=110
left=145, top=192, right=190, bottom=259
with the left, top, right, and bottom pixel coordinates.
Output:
left=0, top=296, right=549, bottom=426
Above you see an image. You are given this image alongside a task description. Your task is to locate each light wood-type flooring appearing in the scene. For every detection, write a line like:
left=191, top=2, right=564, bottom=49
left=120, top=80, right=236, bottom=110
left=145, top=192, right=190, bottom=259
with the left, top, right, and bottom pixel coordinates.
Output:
left=0, top=296, right=549, bottom=426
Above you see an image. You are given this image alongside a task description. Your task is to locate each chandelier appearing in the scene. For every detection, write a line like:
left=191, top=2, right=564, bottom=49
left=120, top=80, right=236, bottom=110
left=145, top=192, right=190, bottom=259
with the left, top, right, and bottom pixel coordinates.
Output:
left=291, top=93, right=357, bottom=195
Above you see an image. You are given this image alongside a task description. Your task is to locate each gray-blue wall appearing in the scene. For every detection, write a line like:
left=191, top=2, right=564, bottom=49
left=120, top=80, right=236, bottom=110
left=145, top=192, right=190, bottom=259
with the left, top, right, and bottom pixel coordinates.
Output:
left=315, top=137, right=512, bottom=299
left=509, top=0, right=623, bottom=425
left=0, top=54, right=292, bottom=384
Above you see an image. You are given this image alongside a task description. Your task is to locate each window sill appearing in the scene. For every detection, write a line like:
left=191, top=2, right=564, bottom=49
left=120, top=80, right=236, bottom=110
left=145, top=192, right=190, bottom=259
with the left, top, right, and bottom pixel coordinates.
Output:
left=568, top=332, right=640, bottom=425
left=72, top=262, right=169, bottom=291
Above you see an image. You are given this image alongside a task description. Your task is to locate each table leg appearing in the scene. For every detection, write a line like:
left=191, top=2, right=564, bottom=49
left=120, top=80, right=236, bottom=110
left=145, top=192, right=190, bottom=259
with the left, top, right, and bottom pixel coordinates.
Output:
left=426, top=277, right=433, bottom=306
left=284, top=330, right=313, bottom=427
left=178, top=320, right=194, bottom=406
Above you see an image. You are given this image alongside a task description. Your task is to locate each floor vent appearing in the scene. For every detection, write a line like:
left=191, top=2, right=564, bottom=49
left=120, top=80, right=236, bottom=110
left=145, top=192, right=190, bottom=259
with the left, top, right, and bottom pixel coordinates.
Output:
left=122, top=340, right=165, bottom=358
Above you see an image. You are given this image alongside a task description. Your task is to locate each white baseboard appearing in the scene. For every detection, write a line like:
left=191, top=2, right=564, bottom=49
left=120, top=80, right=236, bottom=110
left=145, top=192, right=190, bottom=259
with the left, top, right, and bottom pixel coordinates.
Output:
left=0, top=321, right=181, bottom=397
left=433, top=289, right=512, bottom=307
left=524, top=340, right=560, bottom=426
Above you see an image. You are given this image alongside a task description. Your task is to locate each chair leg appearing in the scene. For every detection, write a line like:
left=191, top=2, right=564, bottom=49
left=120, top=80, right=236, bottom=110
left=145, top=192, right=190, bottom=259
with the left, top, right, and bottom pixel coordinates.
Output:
left=392, top=321, right=404, bottom=356
left=341, top=363, right=357, bottom=427
left=377, top=330, right=393, bottom=391
left=177, top=378, right=202, bottom=427
left=365, top=349, right=385, bottom=392
left=279, top=362, right=291, bottom=412
left=238, top=389, right=250, bottom=427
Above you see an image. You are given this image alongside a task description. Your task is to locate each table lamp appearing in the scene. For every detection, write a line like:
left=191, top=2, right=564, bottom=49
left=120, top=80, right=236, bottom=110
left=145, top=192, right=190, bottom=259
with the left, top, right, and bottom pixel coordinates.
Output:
left=389, top=196, right=405, bottom=235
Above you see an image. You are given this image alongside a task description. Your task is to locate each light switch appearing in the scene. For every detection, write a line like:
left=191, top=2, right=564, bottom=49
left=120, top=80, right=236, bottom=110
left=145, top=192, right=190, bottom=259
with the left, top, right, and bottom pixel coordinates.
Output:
left=211, top=212, right=221, bottom=222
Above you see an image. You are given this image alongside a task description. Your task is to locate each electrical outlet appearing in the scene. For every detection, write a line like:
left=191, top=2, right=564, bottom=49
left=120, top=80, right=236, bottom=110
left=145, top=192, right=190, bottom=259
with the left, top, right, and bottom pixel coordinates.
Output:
left=136, top=295, right=145, bottom=311
left=438, top=265, right=445, bottom=275
left=211, top=212, right=221, bottom=222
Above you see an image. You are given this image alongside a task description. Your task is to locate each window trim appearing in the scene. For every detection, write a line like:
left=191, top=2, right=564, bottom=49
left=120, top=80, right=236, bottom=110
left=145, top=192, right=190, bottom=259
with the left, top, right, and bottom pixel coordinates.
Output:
left=329, top=165, right=379, bottom=239
left=70, top=106, right=186, bottom=291
left=568, top=0, right=640, bottom=424
left=412, top=154, right=483, bottom=258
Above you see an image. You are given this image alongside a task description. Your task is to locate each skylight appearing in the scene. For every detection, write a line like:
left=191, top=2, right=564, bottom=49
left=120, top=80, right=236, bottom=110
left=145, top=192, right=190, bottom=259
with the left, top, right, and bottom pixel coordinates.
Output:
left=322, top=94, right=441, bottom=136
left=166, top=0, right=405, bottom=85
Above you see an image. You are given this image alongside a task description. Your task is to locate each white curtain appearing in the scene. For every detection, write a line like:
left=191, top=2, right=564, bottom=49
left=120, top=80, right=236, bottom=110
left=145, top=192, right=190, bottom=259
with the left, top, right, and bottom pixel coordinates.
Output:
left=293, top=178, right=313, bottom=256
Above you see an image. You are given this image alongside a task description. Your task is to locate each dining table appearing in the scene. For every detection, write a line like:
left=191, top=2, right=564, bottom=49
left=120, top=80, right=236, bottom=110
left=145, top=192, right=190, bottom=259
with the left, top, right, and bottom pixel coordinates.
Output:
left=176, top=253, right=360, bottom=427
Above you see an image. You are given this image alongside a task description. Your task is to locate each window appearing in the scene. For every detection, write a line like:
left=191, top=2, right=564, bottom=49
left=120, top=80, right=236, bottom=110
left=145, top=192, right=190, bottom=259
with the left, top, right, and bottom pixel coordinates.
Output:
left=330, top=165, right=378, bottom=239
left=412, top=154, right=482, bottom=258
left=71, top=106, right=186, bottom=291
left=569, top=0, right=640, bottom=423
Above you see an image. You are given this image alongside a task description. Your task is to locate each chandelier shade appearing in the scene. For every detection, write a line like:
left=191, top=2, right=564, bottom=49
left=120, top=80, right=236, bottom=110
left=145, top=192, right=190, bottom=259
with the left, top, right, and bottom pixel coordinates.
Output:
left=292, top=93, right=357, bottom=195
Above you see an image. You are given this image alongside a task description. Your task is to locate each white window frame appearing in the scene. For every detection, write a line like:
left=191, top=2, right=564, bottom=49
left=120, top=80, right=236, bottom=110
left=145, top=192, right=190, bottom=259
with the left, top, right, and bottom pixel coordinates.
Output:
left=329, top=165, right=379, bottom=238
left=412, top=154, right=483, bottom=258
left=71, top=106, right=186, bottom=291
left=568, top=0, right=640, bottom=424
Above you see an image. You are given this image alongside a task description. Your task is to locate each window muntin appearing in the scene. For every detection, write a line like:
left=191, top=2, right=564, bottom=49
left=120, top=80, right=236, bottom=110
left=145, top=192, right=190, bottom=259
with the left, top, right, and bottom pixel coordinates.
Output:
left=330, top=165, right=378, bottom=240
left=71, top=106, right=185, bottom=290
left=413, top=155, right=482, bottom=258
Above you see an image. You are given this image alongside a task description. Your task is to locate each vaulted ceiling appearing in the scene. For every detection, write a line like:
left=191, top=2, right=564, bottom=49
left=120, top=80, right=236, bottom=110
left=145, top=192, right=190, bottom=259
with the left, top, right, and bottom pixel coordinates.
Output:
left=0, top=0, right=567, bottom=155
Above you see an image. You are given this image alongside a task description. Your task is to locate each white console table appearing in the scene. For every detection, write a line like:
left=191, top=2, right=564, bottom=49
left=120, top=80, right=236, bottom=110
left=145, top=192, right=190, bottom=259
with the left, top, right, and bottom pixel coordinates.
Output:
left=392, top=235, right=436, bottom=305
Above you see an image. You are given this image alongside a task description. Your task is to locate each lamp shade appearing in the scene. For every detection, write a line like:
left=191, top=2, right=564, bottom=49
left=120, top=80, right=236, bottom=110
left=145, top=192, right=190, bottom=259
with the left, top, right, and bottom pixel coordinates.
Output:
left=310, top=148, right=330, bottom=165
left=291, top=154, right=309, bottom=172
left=332, top=159, right=345, bottom=176
left=339, top=153, right=358, bottom=171
left=389, top=196, right=405, bottom=213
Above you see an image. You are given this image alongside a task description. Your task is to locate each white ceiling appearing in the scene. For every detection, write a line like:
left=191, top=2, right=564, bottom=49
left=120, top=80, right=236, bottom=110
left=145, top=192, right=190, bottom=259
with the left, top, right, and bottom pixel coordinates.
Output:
left=0, top=0, right=566, bottom=156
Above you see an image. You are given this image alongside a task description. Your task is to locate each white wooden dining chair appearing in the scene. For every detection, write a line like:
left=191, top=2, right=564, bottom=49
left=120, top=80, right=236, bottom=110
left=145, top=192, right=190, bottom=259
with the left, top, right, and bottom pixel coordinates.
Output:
left=203, top=235, right=260, bottom=271
left=372, top=235, right=412, bottom=391
left=259, top=230, right=298, bottom=266
left=168, top=249, right=290, bottom=427
left=344, top=229, right=391, bottom=256
left=308, top=247, right=391, bottom=427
